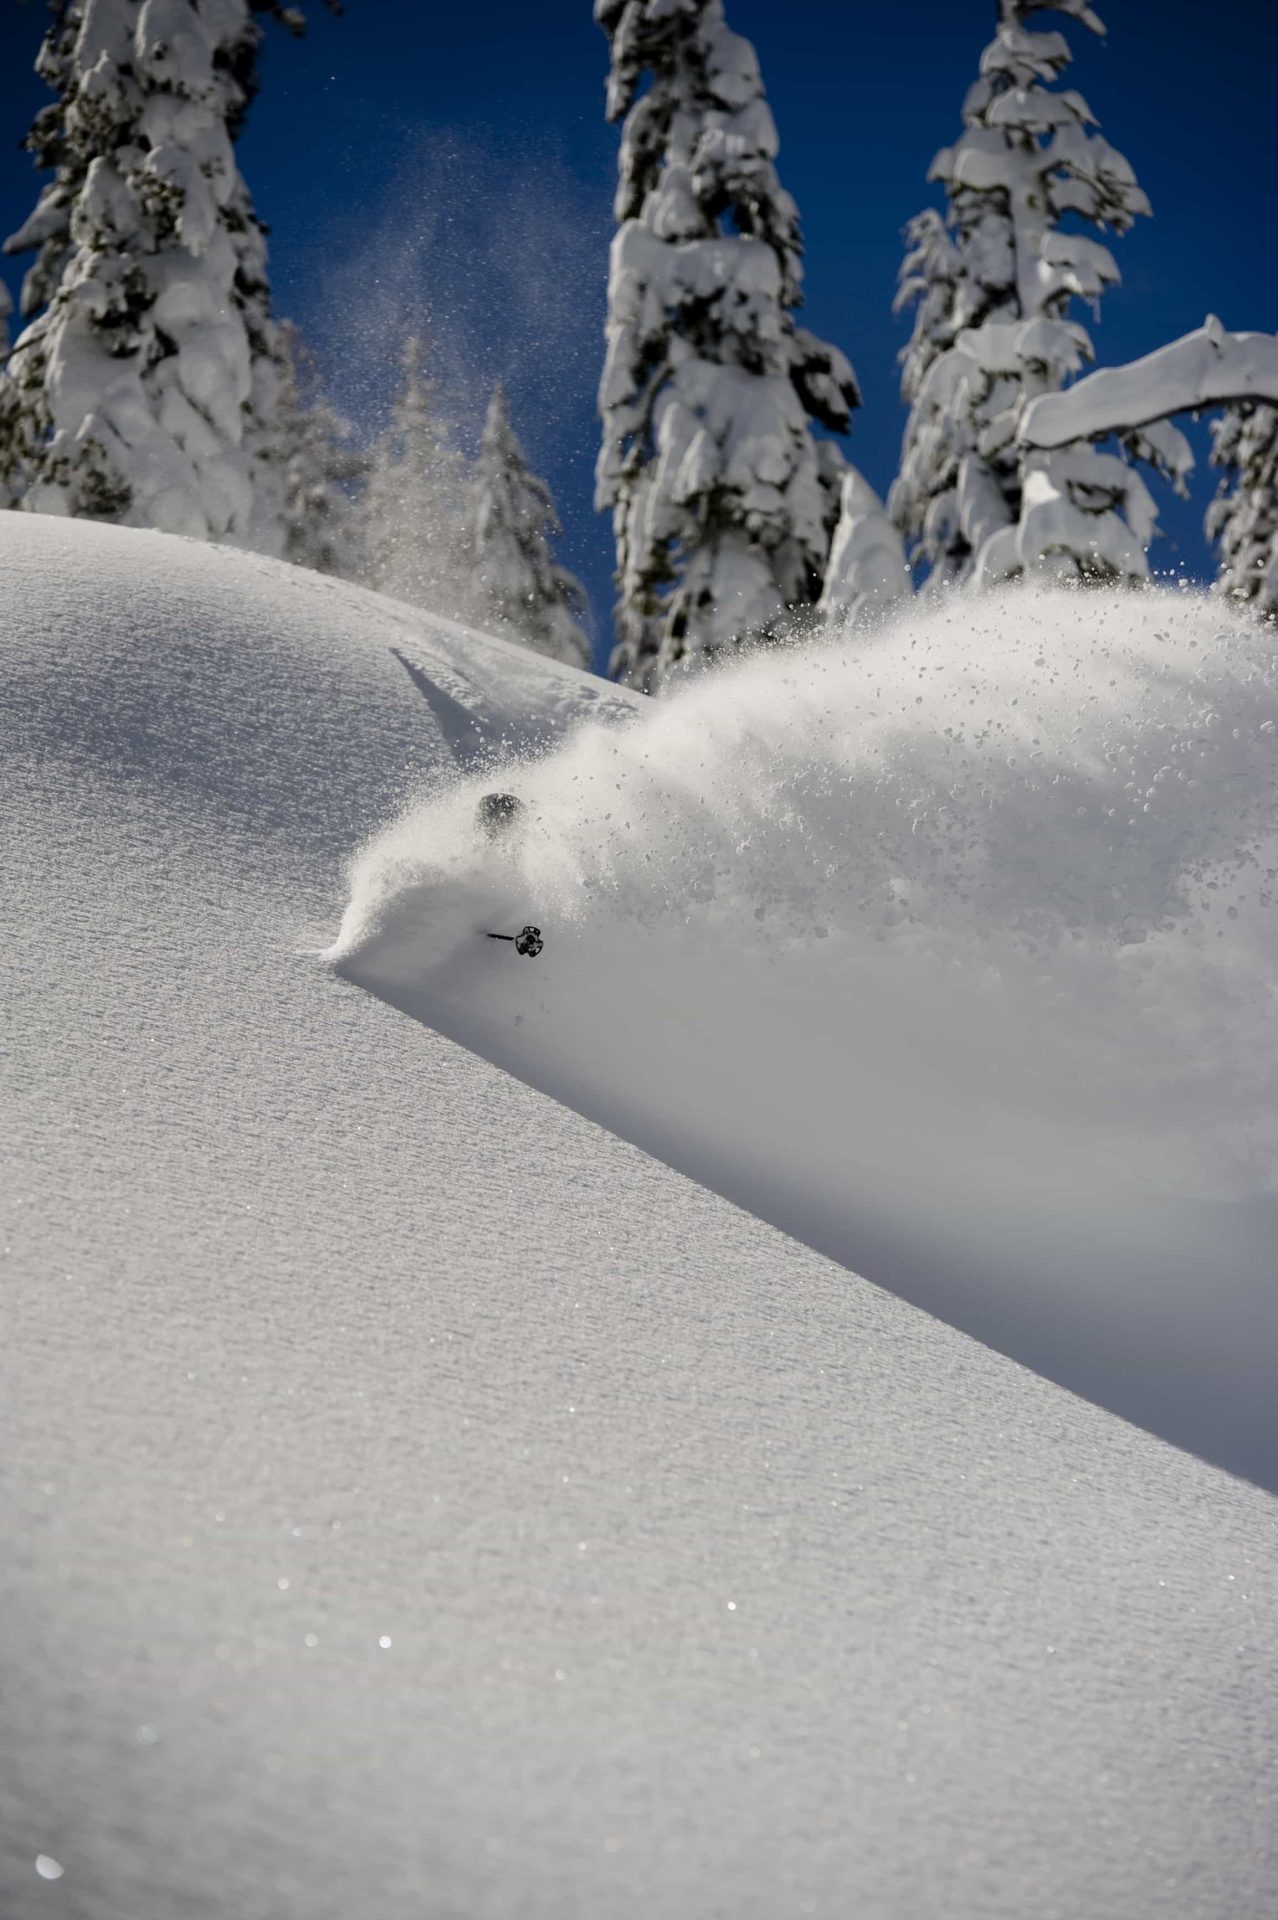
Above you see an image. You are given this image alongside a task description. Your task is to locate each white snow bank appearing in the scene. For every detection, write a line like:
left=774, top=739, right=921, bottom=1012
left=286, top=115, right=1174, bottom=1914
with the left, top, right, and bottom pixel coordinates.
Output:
left=6, top=514, right=1278, bottom=1918
left=336, top=582, right=1278, bottom=1483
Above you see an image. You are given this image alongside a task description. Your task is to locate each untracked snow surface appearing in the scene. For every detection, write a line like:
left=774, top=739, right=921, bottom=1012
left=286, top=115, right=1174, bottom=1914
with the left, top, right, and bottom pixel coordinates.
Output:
left=336, top=583, right=1278, bottom=1488
left=3, top=513, right=1278, bottom=1919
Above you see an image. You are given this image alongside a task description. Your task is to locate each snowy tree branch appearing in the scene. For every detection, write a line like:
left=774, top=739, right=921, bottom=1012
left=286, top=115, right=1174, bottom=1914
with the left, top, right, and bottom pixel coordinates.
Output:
left=1020, top=320, right=1278, bottom=449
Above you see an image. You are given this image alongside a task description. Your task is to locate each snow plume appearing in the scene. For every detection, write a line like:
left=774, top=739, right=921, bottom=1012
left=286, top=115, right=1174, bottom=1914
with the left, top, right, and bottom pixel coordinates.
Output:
left=314, top=132, right=607, bottom=421
left=355, top=332, right=484, bottom=625
left=335, top=584, right=1278, bottom=1475
left=302, top=129, right=607, bottom=630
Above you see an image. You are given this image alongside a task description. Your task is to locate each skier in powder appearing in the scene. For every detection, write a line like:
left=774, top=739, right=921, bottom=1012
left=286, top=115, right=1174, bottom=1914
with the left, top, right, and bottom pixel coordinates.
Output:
left=477, top=791, right=524, bottom=841
left=477, top=792, right=543, bottom=956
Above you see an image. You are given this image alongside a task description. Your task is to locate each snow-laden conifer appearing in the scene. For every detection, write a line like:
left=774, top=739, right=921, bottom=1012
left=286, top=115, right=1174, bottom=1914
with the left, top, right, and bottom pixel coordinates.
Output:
left=1209, top=404, right=1278, bottom=617
left=595, top=0, right=859, bottom=691
left=819, top=468, right=910, bottom=629
left=891, top=0, right=1153, bottom=588
left=887, top=209, right=964, bottom=584
left=275, top=321, right=364, bottom=578
left=0, top=0, right=327, bottom=547
left=357, top=335, right=480, bottom=622
left=473, top=385, right=591, bottom=669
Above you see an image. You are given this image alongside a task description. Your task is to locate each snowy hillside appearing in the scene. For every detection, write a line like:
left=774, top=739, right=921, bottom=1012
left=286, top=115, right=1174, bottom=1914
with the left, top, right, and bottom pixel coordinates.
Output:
left=3, top=513, right=1277, bottom=1920
left=336, top=580, right=1278, bottom=1489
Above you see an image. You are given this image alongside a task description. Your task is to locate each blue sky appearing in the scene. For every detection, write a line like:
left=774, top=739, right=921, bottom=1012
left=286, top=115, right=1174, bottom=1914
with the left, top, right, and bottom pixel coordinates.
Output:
left=2, top=0, right=1274, bottom=665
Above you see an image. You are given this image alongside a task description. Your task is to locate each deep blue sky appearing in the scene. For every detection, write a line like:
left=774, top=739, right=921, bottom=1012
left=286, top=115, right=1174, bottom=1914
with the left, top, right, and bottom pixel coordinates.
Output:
left=2, top=0, right=1275, bottom=665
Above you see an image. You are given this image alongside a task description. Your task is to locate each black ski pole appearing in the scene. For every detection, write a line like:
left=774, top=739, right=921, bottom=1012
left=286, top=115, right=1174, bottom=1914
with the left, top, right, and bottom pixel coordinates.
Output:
left=485, top=924, right=544, bottom=958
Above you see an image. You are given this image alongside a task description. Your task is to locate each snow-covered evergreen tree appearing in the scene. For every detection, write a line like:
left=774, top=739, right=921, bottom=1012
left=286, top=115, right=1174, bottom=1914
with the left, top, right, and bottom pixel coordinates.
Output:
left=595, top=0, right=859, bottom=691
left=357, top=334, right=480, bottom=622
left=819, top=468, right=910, bottom=629
left=276, top=320, right=364, bottom=578
left=473, top=384, right=591, bottom=669
left=0, top=0, right=329, bottom=547
left=888, top=208, right=964, bottom=584
left=890, top=0, right=1154, bottom=589
left=1209, top=404, right=1278, bottom=617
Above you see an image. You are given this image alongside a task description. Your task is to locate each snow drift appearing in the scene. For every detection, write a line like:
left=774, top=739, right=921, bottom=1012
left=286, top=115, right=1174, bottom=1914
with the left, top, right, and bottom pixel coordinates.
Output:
left=5, top=513, right=1278, bottom=1920
left=335, top=583, right=1278, bottom=1485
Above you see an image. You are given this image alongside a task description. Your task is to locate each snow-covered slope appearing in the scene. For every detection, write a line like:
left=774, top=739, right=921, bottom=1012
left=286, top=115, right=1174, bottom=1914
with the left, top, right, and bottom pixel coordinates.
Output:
left=3, top=514, right=1277, bottom=1920
left=336, top=582, right=1278, bottom=1490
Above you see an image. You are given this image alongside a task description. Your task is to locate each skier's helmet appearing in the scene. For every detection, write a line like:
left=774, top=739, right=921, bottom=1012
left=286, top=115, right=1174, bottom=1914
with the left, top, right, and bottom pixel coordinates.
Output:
left=477, top=791, right=524, bottom=841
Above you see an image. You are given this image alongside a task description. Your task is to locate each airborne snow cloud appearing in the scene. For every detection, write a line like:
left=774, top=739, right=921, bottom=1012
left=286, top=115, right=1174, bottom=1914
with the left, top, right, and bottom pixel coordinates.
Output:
left=306, top=128, right=608, bottom=457
left=335, top=582, right=1278, bottom=1483
left=338, top=583, right=1278, bottom=1207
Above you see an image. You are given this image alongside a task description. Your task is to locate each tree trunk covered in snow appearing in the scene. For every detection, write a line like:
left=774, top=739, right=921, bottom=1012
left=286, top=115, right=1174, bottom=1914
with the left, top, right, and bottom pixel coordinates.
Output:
left=0, top=0, right=331, bottom=549
left=890, top=0, right=1154, bottom=591
left=473, top=385, right=591, bottom=670
left=595, top=0, right=858, bottom=692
